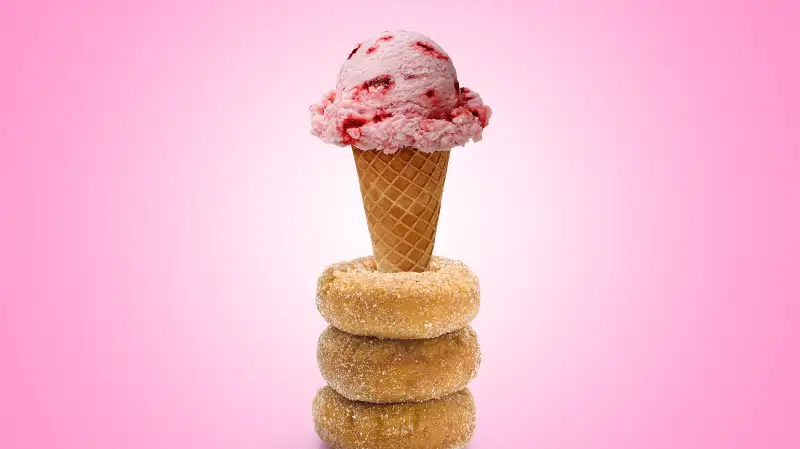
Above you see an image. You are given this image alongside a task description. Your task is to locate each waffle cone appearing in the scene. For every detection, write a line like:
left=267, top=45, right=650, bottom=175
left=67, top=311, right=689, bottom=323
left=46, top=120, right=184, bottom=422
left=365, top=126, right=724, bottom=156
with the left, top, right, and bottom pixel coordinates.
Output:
left=352, top=147, right=450, bottom=273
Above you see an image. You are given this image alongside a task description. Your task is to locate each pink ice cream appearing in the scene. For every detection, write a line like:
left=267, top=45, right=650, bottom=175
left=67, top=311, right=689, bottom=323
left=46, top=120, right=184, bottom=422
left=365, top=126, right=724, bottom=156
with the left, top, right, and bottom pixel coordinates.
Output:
left=310, top=30, right=491, bottom=153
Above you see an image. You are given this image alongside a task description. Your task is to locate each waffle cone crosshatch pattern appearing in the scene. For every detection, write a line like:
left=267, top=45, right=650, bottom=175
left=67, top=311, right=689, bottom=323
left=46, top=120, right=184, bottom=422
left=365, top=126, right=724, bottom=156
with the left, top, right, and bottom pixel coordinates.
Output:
left=353, top=147, right=450, bottom=273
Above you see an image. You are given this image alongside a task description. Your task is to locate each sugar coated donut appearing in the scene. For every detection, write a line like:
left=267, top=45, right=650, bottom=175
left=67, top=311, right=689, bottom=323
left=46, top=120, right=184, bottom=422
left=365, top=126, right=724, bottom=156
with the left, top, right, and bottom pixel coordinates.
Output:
left=316, top=256, right=480, bottom=339
left=318, top=325, right=480, bottom=403
left=313, top=386, right=475, bottom=449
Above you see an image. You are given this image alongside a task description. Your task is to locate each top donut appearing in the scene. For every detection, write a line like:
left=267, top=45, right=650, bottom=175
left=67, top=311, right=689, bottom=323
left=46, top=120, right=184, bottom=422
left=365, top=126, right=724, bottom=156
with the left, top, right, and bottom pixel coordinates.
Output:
left=316, top=256, right=480, bottom=339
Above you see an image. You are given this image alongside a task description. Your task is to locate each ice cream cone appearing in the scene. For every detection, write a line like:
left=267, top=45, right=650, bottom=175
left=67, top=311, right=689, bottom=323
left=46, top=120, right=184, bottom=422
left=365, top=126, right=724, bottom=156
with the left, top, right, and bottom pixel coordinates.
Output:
left=352, top=147, right=450, bottom=273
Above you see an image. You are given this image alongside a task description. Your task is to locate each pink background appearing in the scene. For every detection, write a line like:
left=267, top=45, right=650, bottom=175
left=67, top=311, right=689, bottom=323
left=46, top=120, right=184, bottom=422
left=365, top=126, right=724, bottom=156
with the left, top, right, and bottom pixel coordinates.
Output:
left=2, top=1, right=799, bottom=448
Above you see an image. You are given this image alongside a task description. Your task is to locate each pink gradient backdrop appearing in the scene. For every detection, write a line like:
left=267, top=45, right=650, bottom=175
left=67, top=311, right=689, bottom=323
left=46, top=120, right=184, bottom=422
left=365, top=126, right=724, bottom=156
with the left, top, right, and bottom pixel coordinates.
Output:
left=2, top=1, right=799, bottom=448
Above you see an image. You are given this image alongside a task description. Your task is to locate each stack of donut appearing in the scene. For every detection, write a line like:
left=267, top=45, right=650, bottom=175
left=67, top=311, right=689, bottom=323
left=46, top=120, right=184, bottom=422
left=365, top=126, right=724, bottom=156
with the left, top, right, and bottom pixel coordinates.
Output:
left=313, top=256, right=481, bottom=449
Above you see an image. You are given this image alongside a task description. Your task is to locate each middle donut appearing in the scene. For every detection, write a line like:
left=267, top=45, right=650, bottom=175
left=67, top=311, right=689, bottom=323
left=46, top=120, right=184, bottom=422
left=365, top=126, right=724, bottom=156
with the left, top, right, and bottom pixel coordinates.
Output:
left=318, top=325, right=481, bottom=403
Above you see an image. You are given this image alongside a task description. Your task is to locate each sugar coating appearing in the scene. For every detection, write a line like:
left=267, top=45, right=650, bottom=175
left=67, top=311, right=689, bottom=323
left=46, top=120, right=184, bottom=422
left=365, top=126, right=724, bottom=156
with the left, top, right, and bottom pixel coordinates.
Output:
left=316, top=256, right=480, bottom=339
left=318, top=326, right=481, bottom=403
left=312, top=386, right=475, bottom=449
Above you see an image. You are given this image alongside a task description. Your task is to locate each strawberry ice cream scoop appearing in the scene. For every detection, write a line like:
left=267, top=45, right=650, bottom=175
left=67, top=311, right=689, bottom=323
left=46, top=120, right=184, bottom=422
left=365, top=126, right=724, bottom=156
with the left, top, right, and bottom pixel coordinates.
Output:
left=310, top=30, right=491, bottom=153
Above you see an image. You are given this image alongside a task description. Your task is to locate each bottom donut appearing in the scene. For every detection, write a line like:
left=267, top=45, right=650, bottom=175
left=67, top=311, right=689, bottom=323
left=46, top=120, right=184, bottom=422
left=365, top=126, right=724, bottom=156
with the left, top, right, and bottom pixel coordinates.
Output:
left=312, top=386, right=476, bottom=449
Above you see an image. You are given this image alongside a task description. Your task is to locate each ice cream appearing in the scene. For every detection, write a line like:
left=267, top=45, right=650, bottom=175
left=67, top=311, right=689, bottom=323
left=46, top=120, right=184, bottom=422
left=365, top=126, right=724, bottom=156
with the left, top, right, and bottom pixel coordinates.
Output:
left=310, top=30, right=491, bottom=273
left=310, top=30, right=491, bottom=153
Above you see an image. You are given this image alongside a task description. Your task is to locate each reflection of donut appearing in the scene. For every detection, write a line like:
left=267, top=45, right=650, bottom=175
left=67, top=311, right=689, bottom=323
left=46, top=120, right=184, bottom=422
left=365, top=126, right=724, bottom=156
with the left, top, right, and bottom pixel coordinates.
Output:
left=316, top=256, right=480, bottom=339
left=313, top=386, right=475, bottom=449
left=318, top=326, right=480, bottom=403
